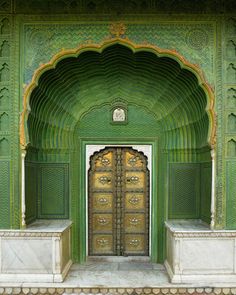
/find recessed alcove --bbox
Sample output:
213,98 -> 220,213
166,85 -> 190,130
24,42 -> 212,263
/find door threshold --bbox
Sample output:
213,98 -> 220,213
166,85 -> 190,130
87,256 -> 151,263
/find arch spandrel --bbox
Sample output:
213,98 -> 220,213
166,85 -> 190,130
20,37 -> 216,149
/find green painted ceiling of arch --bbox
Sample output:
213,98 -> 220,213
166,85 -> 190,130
28,44 -> 209,150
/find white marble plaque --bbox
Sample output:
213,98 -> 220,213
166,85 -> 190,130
113,108 -> 125,121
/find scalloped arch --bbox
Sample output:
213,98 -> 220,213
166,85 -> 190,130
20,37 -> 215,149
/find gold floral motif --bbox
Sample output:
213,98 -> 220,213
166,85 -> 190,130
109,22 -> 126,38
98,156 -> 110,166
129,217 -> 140,226
97,238 -> 109,247
128,156 -> 140,166
128,195 -> 140,205
98,197 -> 108,205
98,176 -> 112,185
129,239 -> 140,247
97,217 -> 109,225
126,176 -> 139,184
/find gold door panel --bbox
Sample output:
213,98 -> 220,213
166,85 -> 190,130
92,235 -> 114,254
124,235 -> 146,253
125,171 -> 145,189
92,172 -> 113,189
92,193 -> 113,211
92,214 -> 113,232
94,151 -> 113,168
124,214 -> 145,232
89,147 -> 149,256
125,193 -> 145,210
124,151 -> 144,168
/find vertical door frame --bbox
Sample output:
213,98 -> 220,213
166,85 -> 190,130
76,137 -> 160,263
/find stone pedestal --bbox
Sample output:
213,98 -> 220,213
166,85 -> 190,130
165,220 -> 236,284
0,220 -> 72,283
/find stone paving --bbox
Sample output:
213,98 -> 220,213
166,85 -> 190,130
1,260 -> 236,294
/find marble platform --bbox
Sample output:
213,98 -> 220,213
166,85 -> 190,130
2,219 -> 236,288
1,258 -> 236,291
165,219 -> 236,284
0,220 -> 72,283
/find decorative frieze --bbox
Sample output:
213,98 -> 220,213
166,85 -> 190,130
172,231 -> 236,238
0,287 -> 236,295
13,0 -> 236,14
0,231 -> 62,237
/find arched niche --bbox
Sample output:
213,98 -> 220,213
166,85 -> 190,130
22,39 -> 215,263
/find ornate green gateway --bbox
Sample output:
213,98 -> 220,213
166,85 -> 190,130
0,0 -> 235,266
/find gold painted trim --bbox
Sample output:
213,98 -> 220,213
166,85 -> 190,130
20,37 -> 216,148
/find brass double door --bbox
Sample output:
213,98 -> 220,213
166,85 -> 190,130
88,147 -> 149,256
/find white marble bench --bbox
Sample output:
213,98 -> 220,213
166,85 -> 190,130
0,220 -> 72,283
165,219 -> 236,284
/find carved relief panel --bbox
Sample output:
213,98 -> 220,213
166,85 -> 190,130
225,18 -> 236,159
0,112 -> 8,130
0,18 -> 9,35
0,137 -> 8,156
88,147 -> 149,256
227,63 -> 236,84
227,88 -> 236,108
228,113 -> 236,132
0,40 -> 9,57
226,40 -> 236,58
227,138 -> 236,157
0,17 -> 11,157
227,18 -> 236,35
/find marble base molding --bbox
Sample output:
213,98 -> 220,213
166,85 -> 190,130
0,220 -> 72,283
1,287 -> 236,295
165,220 -> 236,284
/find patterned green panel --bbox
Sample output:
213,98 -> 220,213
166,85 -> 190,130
169,163 -> 200,219
79,105 -> 159,138
0,161 -> 10,228
38,163 -> 69,219
200,162 -> 212,224
226,161 -> 236,229
23,22 -> 214,84
14,0 -> 236,14
0,1 -> 11,12
25,161 -> 37,224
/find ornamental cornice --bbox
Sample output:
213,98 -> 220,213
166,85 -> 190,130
0,231 -> 62,237
171,231 -> 236,238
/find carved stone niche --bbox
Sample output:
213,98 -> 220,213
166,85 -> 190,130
227,88 -> 236,108
0,40 -> 9,57
227,63 -> 236,84
228,113 -> 236,132
0,87 -> 9,107
0,18 -> 9,35
0,137 -> 9,156
227,18 -> 236,35
0,112 -> 9,131
226,40 -> 236,58
0,63 -> 9,82
227,138 -> 236,157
